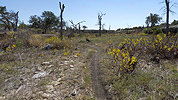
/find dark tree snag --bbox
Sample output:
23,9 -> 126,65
77,21 -> 85,37
59,2 -> 65,40
165,0 -> 169,37
69,20 -> 77,37
69,20 -> 85,37
98,12 -> 106,37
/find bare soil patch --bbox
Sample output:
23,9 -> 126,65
90,45 -> 111,100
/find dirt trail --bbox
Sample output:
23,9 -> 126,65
90,45 -> 111,100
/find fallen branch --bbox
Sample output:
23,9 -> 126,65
18,53 -> 23,63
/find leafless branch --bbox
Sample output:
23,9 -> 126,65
170,10 -> 177,15
160,0 -> 177,15
77,21 -> 86,25
160,6 -> 166,12
159,1 -> 165,5
69,20 -> 78,30
18,53 -> 23,63
170,2 -> 178,9
69,20 -> 74,25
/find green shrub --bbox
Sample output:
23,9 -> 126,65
143,27 -> 163,34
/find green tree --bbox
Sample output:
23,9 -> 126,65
82,25 -> 87,30
18,21 -> 27,29
0,6 -> 11,30
41,11 -> 59,34
0,6 -> 19,31
29,15 -> 42,28
29,11 -> 61,34
171,19 -> 178,25
145,13 -> 162,27
53,18 -> 66,30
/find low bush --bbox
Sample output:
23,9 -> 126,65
45,36 -> 73,49
44,36 -> 77,56
105,34 -> 178,99
143,27 -> 163,34
108,34 -> 178,74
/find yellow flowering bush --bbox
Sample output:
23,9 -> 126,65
108,34 -> 178,74
45,36 -> 60,43
108,40 -> 139,73
44,36 -> 75,56
45,36 -> 74,50
148,34 -> 178,59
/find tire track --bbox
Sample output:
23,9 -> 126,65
90,46 -> 111,100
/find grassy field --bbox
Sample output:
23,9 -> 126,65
0,31 -> 178,99
92,33 -> 178,99
78,33 -> 178,99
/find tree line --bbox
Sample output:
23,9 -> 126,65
29,11 -> 65,34
0,6 -> 66,34
0,0 -> 178,37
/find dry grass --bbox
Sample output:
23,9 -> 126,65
100,34 -> 178,99
0,31 -> 95,99
0,31 -> 177,99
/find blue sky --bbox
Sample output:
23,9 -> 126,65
0,0 -> 178,30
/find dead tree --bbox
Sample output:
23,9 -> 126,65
69,20 -> 85,37
109,25 -> 111,30
161,0 -> 177,37
69,20 -> 78,29
165,0 -> 170,37
59,2 -> 65,40
98,12 -> 106,36
69,20 -> 78,37
77,21 -> 86,36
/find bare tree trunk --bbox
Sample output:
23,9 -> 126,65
44,24 -> 47,34
60,11 -> 63,40
12,23 -> 15,31
98,12 -> 105,37
165,0 -> 169,37
59,2 -> 65,40
78,24 -> 81,37
99,21 -> 101,36
14,11 -> 19,32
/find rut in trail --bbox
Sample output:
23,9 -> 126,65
90,46 -> 111,100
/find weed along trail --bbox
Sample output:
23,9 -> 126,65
90,45 -> 110,100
